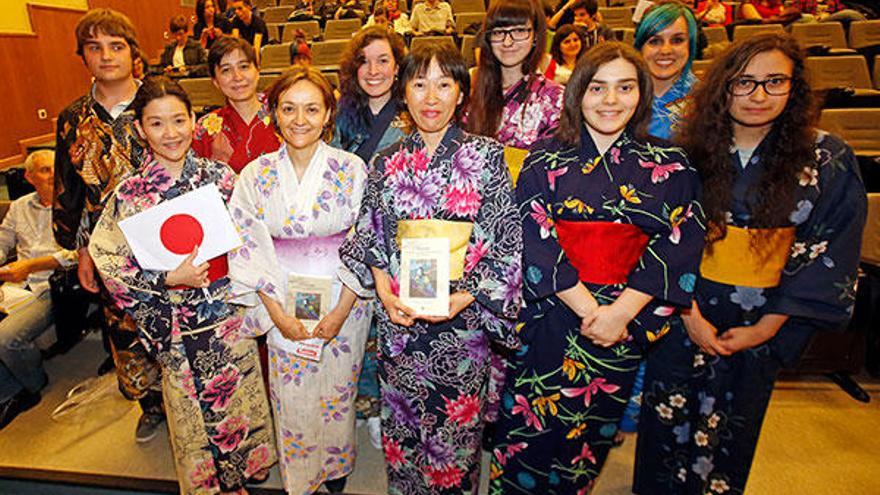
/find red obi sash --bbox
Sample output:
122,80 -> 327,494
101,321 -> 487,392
169,254 -> 228,291
555,220 -> 648,285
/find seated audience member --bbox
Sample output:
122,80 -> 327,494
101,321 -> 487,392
0,150 -> 76,430
333,0 -> 369,20
550,0 -> 614,45
231,0 -> 268,56
795,0 -> 867,23
289,33 -> 313,65
158,15 -> 208,77
288,0 -> 322,22
410,0 -> 455,36
546,23 -> 588,84
194,0 -> 232,49
697,0 -> 732,26
366,1 -> 412,36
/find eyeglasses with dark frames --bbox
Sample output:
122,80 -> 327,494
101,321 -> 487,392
487,27 -> 533,44
727,76 -> 793,96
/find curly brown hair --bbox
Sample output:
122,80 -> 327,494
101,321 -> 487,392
677,33 -> 816,244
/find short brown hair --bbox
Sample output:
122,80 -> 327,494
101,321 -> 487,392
557,42 -> 654,146
169,15 -> 189,33
208,36 -> 258,77
266,65 -> 337,141
75,8 -> 139,58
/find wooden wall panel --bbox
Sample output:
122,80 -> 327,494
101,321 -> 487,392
0,1 -> 193,161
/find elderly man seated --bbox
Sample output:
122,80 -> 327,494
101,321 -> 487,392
0,150 -> 76,430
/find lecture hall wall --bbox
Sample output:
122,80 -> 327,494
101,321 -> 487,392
0,1 -> 194,164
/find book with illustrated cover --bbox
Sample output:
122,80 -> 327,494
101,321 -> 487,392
278,273 -> 334,361
400,237 -> 450,317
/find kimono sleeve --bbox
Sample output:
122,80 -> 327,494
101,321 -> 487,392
516,148 -> 581,303
88,192 -> 172,357
626,162 -> 705,308
53,110 -> 86,251
535,81 -> 564,143
459,140 -> 522,348
226,162 -> 284,337
766,137 -> 867,325
339,151 -> 392,291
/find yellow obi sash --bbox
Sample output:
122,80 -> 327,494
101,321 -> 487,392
397,219 -> 474,280
505,147 -> 528,186
699,225 -> 796,288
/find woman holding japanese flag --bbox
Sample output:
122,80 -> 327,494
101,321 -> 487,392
90,76 -> 275,495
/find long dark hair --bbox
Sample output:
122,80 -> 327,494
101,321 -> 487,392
678,33 -> 816,243
467,0 -> 546,138
336,27 -> 407,149
557,42 -> 654,146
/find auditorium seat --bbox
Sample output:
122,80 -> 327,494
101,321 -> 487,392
791,22 -> 854,53
732,23 -> 784,42
178,78 -> 226,111
261,6 -> 295,24
848,20 -> 880,50
311,40 -> 349,71
281,20 -> 321,42
324,18 -> 362,40
598,7 -> 634,29
451,0 -> 486,14
819,108 -> 880,156
260,42 -> 293,73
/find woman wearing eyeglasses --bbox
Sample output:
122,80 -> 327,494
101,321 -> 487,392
468,0 -> 563,151
634,34 -> 866,495
467,0 -> 563,432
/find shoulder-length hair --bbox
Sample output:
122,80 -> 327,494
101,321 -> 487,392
557,42 -> 654,146
678,33 -> 816,242
400,43 -> 470,123
468,0 -> 547,138
266,65 -> 337,141
634,1 -> 698,75
75,8 -> 140,58
336,26 -> 407,149
550,24 -> 587,66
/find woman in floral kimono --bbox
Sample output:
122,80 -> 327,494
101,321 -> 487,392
634,34 -> 867,495
467,0 -> 564,429
226,66 -> 370,495
634,2 -> 699,140
90,77 -> 276,495
192,36 -> 280,173
332,26 -> 412,448
468,0 -> 564,151
339,44 -> 522,494
489,43 -> 705,495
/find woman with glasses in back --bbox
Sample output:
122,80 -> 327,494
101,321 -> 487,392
634,34 -> 867,495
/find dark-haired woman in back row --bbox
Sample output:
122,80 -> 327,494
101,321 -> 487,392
340,44 -> 522,494
90,76 -> 276,495
635,34 -> 867,495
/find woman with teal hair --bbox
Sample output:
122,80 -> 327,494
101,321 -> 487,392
634,1 -> 699,140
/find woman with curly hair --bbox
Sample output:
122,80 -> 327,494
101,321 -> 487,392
544,24 -> 587,85
634,34 -> 867,495
331,25 -> 411,451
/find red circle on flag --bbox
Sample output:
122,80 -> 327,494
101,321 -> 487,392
160,214 -> 204,255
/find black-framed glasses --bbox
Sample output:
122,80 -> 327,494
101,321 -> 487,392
487,27 -> 533,44
727,77 -> 793,96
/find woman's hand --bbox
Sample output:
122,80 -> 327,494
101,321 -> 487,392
372,267 -> 417,327
313,287 -> 358,341
166,247 -> 210,288
581,304 -> 629,347
682,301 -> 729,356
717,313 -> 788,354
275,313 -> 313,341
418,291 -> 475,323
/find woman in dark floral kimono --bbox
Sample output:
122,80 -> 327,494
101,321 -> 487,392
90,77 -> 275,495
489,42 -> 705,495
634,34 -> 867,495
340,44 -> 522,494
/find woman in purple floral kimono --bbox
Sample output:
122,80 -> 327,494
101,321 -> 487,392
340,44 -> 522,494
468,0 -> 564,151
90,77 -> 275,495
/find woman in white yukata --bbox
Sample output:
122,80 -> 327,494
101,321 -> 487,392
226,66 -> 371,495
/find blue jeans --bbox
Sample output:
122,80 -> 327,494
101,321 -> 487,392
0,290 -> 51,402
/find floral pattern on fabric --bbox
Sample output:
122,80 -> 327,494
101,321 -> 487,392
496,74 -> 564,149
192,93 -> 280,173
89,152 -> 276,494
490,129 -> 705,495
339,125 -> 522,494
635,132 -> 867,495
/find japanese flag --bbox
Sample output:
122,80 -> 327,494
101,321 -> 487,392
118,184 -> 241,271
